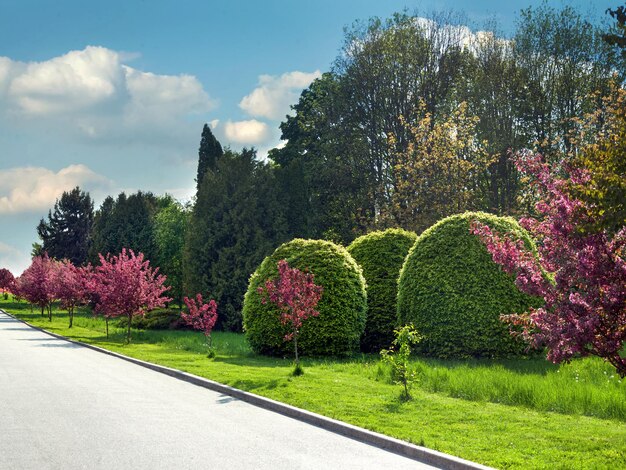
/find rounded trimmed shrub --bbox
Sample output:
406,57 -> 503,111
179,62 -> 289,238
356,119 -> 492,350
243,238 -> 367,357
347,228 -> 417,352
397,212 -> 541,358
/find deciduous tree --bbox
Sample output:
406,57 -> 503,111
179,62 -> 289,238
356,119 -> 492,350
181,294 -> 218,356
54,260 -> 90,328
91,249 -> 170,342
17,254 -> 59,320
258,259 -> 323,373
0,268 -> 15,294
472,152 -> 626,377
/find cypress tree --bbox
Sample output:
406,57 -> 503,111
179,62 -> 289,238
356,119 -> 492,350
196,124 -> 223,190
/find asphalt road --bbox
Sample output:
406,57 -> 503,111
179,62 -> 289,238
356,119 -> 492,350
0,312 -> 438,469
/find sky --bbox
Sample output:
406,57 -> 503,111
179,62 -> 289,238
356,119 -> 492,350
0,0 -> 615,275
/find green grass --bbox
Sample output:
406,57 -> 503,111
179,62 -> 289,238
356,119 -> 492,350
3,299 -> 626,469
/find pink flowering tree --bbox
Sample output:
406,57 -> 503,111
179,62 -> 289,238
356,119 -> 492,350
17,254 -> 59,320
91,249 -> 171,343
0,268 -> 15,299
181,294 -> 218,357
471,151 -> 626,377
258,259 -> 323,372
54,260 -> 91,328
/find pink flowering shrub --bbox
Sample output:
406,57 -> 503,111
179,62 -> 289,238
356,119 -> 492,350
54,260 -> 91,328
16,254 -> 59,320
181,294 -> 218,355
472,151 -> 626,377
258,259 -> 323,370
0,268 -> 15,295
90,248 -> 170,343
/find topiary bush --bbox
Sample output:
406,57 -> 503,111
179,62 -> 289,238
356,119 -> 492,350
243,238 -> 367,357
397,212 -> 542,358
347,228 -> 417,352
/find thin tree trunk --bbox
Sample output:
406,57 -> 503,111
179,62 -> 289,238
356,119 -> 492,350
294,333 -> 299,366
126,313 -> 132,343
48,304 -> 52,321
106,317 -> 109,339
69,307 -> 73,328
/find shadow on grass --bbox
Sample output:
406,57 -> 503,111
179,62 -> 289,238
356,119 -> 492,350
213,355 -> 287,369
229,378 -> 281,392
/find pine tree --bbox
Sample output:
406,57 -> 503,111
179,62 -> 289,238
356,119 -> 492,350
89,191 -> 160,263
36,187 -> 94,265
196,124 -> 223,190
184,148 -> 288,331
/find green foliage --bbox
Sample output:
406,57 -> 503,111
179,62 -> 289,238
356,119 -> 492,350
397,212 -> 541,358
37,186 -> 94,265
574,84 -> 626,234
116,309 -> 184,330
154,200 -> 189,307
243,239 -> 367,356
89,191 -> 161,264
380,324 -> 422,399
184,148 -> 289,331
347,228 -> 417,352
603,6 -> 626,61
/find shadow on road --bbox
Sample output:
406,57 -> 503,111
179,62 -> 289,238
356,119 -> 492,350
16,337 -> 81,348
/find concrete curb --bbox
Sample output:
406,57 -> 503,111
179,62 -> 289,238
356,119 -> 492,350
1,309 -> 493,470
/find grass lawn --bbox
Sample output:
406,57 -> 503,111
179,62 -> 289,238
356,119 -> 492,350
2,298 -> 625,469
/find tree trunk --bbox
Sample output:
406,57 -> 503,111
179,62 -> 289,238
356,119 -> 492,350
69,307 -> 73,328
106,318 -> 109,339
48,304 -> 52,321
294,333 -> 299,366
126,314 -> 132,343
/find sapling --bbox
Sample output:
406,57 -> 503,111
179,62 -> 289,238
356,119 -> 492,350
258,259 -> 323,376
181,294 -> 218,358
380,324 -> 422,400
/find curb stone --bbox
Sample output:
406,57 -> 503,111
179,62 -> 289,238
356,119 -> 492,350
1,309 -> 493,470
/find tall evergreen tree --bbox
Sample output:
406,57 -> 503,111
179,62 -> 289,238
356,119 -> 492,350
89,191 -> 160,263
154,199 -> 189,307
36,187 -> 94,265
196,124 -> 224,190
185,148 -> 289,331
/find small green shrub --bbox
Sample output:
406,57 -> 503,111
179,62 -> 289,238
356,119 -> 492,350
243,238 -> 367,356
381,324 -> 422,400
397,212 -> 542,358
347,228 -> 417,352
117,309 -> 183,330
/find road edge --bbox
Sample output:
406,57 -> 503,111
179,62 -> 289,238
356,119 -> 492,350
1,309 -> 493,470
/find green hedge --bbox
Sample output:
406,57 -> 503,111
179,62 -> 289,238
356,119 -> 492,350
116,309 -> 185,330
397,212 -> 541,358
243,238 -> 367,356
347,228 -> 417,352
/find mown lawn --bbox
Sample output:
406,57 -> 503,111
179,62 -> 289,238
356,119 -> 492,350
2,299 -> 625,469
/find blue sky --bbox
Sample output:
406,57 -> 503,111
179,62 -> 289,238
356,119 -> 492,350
0,0 -> 615,274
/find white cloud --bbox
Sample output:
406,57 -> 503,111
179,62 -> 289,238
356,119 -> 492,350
0,46 -> 215,144
7,46 -> 123,116
223,119 -> 270,144
0,241 -> 30,277
239,70 -> 321,120
0,164 -> 112,214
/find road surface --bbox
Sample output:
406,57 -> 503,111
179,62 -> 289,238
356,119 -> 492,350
0,311 -> 439,469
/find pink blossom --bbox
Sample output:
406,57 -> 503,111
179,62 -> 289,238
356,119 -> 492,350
471,151 -> 626,377
258,259 -> 323,364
